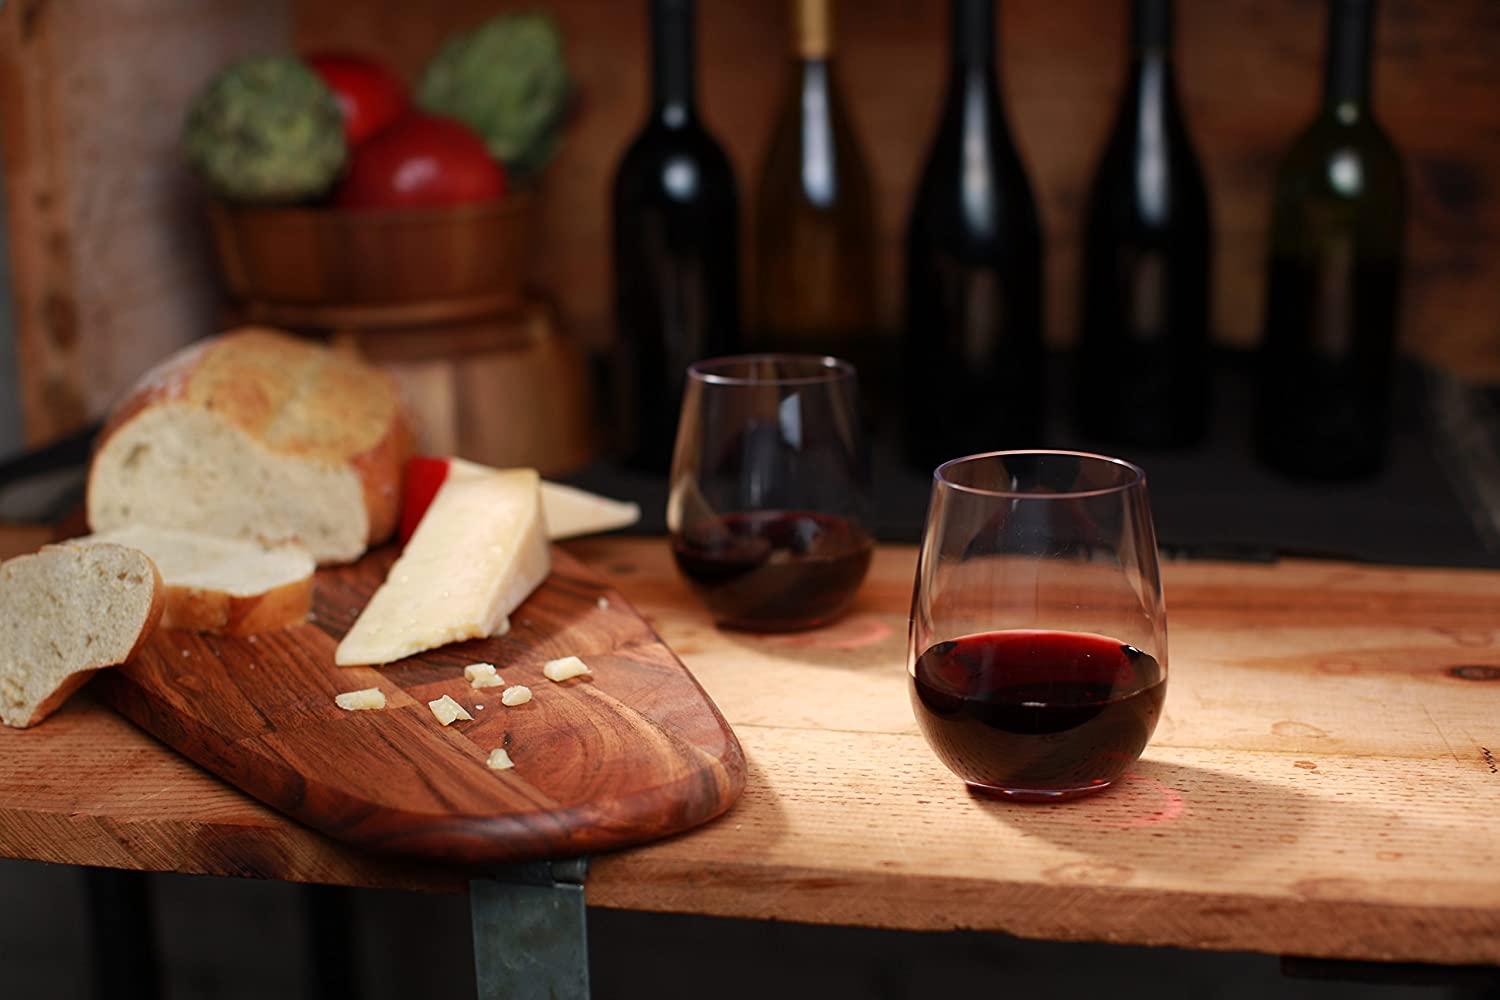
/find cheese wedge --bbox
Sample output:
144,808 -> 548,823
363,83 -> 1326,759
335,468 -> 550,666
539,481 -> 640,540
445,460 -> 639,540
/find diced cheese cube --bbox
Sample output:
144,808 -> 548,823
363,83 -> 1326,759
543,656 -> 591,683
501,685 -> 532,707
486,748 -> 514,771
335,688 -> 386,711
464,662 -> 503,688
428,694 -> 473,726
336,469 -> 549,666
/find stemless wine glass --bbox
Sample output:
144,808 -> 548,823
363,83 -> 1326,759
908,451 -> 1167,801
668,354 -> 873,631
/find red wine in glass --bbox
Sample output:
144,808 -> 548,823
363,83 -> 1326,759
672,510 -> 873,631
910,629 -> 1167,800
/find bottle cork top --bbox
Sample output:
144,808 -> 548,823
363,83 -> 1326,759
794,0 -> 832,59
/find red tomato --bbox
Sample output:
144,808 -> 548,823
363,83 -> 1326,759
307,53 -> 408,146
399,455 -> 453,546
334,114 -> 506,210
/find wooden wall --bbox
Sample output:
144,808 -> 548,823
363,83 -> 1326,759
0,0 -> 290,445
298,0 -> 1500,376
1,0 -> 1498,442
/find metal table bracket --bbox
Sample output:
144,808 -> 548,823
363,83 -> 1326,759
470,858 -> 590,1000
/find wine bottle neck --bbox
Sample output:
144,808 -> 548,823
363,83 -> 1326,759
651,0 -> 697,121
950,0 -> 995,70
1323,0 -> 1375,111
793,0 -> 833,59
1132,0 -> 1172,53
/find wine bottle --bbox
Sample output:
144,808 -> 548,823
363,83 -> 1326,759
1077,0 -> 1212,449
753,0 -> 879,384
1255,0 -> 1405,481
613,0 -> 741,474
904,0 -> 1043,471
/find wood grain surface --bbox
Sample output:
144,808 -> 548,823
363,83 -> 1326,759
572,539 -> 1500,966
1,536 -> 1498,965
0,693 -> 466,891
94,545 -> 745,864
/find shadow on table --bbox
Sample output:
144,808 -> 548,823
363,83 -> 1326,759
970,758 -> 1320,878
711,609 -> 910,672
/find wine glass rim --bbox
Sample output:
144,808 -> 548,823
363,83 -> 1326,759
933,449 -> 1148,499
687,353 -> 856,386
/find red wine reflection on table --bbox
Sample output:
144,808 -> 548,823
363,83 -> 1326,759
671,510 -> 873,631
911,629 -> 1166,801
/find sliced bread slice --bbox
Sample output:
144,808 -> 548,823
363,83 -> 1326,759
0,542 -> 163,728
84,526 -> 314,636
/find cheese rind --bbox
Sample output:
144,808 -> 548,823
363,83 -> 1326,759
542,656 -> 591,683
335,688 -> 386,711
335,468 -> 550,666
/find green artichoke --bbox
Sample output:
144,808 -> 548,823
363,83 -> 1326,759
183,55 -> 347,204
416,12 -> 572,180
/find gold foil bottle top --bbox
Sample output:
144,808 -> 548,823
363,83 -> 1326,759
793,0 -> 832,59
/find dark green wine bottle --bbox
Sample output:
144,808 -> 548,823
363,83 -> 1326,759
1255,0 -> 1405,481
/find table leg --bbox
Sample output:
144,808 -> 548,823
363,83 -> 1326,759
83,867 -> 161,1000
470,858 -> 590,1000
304,883 -> 358,1000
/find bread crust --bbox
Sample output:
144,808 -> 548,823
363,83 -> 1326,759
88,327 -> 413,553
160,573 -> 312,636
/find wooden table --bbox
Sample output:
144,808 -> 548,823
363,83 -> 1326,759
1,536 -> 1498,968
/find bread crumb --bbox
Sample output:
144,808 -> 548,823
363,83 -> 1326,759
543,656 -> 591,683
475,704 -> 484,710
428,694 -> 473,725
486,748 -> 514,771
464,662 -> 503,688
501,685 -> 532,707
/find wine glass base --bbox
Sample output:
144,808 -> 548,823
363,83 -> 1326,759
965,780 -> 1115,803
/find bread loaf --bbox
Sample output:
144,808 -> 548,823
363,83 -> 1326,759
83,526 -> 314,635
0,543 -> 163,728
87,328 -> 414,564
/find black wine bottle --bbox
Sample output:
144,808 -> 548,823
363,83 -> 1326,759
1078,0 -> 1212,449
904,0 -> 1043,472
1255,0 -> 1405,481
753,0 -> 879,381
613,0 -> 741,474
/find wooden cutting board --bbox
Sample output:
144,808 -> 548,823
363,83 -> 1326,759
95,546 -> 745,864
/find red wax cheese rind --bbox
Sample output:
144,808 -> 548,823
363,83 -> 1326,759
399,455 -> 451,546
